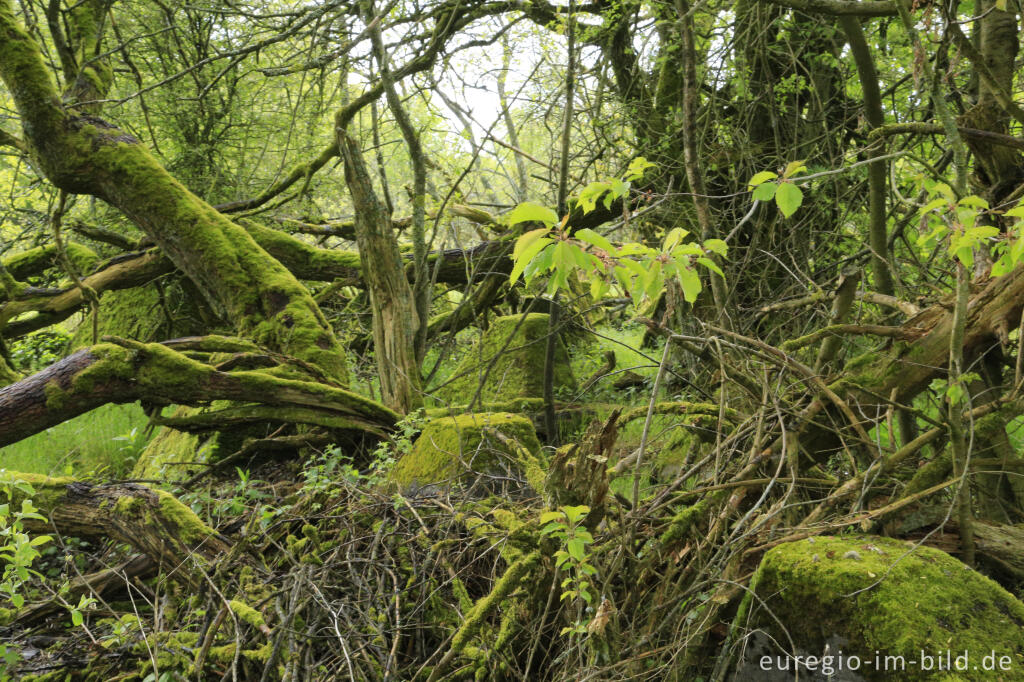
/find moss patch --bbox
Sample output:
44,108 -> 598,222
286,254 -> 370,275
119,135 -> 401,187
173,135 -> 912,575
751,535 -> 1024,680
69,281 -> 202,350
391,412 -> 545,492
433,314 -> 576,404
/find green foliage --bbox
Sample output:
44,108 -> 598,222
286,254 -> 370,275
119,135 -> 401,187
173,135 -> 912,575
747,160 -> 807,217
913,180 -> 1024,277
509,160 -> 728,307
916,182 -> 1002,270
0,471 -> 51,678
540,504 -> 598,637
9,328 -> 70,373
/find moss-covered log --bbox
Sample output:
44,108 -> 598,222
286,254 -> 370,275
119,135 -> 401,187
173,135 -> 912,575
0,339 -> 397,448
4,474 -> 229,586
3,242 -> 98,282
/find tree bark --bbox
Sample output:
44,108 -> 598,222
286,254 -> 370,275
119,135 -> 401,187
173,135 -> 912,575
337,129 -> 422,413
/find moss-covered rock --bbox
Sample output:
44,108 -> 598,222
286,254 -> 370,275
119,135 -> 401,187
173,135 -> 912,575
742,535 -> 1024,680
433,314 -> 575,404
391,412 -> 545,493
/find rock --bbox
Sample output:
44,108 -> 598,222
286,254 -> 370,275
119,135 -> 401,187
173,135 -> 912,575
391,412 -> 545,494
737,535 -> 1024,681
433,314 -> 575,405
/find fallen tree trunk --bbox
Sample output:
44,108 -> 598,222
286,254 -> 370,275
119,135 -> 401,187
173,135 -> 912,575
7,474 -> 229,586
0,338 -> 398,448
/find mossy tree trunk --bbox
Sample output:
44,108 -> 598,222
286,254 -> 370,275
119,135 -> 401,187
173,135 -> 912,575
0,0 -> 349,383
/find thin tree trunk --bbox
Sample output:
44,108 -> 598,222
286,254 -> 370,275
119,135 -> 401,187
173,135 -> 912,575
337,129 -> 422,413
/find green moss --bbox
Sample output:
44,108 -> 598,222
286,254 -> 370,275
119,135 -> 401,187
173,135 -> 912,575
19,672 -> 70,682
4,243 -> 98,281
131,415 -> 205,480
446,550 -> 540,665
229,599 -> 266,629
433,314 -> 576,403
752,535 -> 1024,680
391,412 -> 546,492
113,495 -> 141,515
69,284 -> 196,350
156,489 -> 216,544
75,132 -> 350,383
68,343 -> 134,395
904,450 -> 953,497
0,472 -> 74,513
43,379 -> 68,410
659,491 -> 727,548
424,397 -> 546,418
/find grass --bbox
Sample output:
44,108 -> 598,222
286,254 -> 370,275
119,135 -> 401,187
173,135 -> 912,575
0,403 -> 151,478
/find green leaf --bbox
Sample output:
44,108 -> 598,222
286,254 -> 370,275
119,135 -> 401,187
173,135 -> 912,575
1005,205 -> 1024,219
958,194 -> 989,210
509,238 -> 552,284
782,159 -> 807,179
678,267 -> 702,303
577,181 -> 612,214
662,227 -> 689,252
747,170 -> 778,189
563,505 -> 590,523
567,538 -> 587,561
703,238 -> 728,257
71,609 -> 83,627
775,182 -> 803,218
954,246 -> 974,269
608,178 -> 630,204
919,197 -> 947,215
697,257 -> 724,277
552,240 -> 573,271
513,227 -> 552,261
625,157 -> 655,181
575,228 -> 615,253
752,182 -> 777,202
505,201 -> 559,227
526,241 -> 555,276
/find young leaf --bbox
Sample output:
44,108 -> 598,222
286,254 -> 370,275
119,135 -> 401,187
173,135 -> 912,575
662,227 -> 689,252
513,227 -> 551,261
775,182 -> 804,217
678,267 -> 702,303
782,159 -> 807,179
577,181 -> 612,214
703,238 -> 728,257
747,170 -> 778,189
509,238 -> 552,284
752,182 -> 777,202
626,157 -> 655,181
505,201 -> 559,227
575,228 -> 615,253
697,257 -> 724,277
